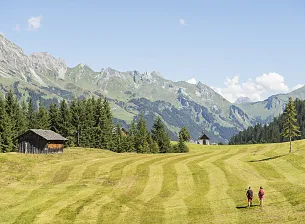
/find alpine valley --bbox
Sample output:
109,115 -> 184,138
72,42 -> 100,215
1,33 -> 305,143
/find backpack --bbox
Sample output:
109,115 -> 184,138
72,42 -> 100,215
247,190 -> 253,198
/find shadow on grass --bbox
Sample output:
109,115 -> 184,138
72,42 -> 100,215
236,205 -> 260,209
248,154 -> 286,162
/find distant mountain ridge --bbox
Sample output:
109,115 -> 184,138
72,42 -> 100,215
235,97 -> 252,104
1,33 -> 305,143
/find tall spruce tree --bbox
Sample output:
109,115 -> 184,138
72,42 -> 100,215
58,99 -> 73,146
27,98 -> 36,129
5,90 -> 25,148
135,114 -> 149,153
17,101 -> 28,135
113,123 -> 123,152
179,127 -> 190,142
101,99 -> 113,149
0,96 -> 14,152
36,105 -> 50,129
281,97 -> 300,153
126,119 -> 136,152
49,103 -> 60,133
151,116 -> 172,153
177,128 -> 189,153
70,99 -> 83,146
80,98 -> 95,147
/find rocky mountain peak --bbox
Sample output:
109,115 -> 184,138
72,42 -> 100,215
235,97 -> 252,104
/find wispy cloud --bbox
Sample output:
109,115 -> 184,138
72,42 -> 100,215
13,24 -> 21,32
180,18 -> 188,26
28,16 -> 43,30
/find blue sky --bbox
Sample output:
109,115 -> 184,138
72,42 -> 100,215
1,0 -> 305,102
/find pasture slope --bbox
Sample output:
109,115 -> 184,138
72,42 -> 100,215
1,141 -> 305,224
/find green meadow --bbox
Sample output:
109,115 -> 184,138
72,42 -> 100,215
1,141 -> 305,224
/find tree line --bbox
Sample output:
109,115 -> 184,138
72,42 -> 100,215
229,97 -> 304,146
0,90 -> 190,153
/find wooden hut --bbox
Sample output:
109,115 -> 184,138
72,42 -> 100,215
198,132 -> 210,145
17,129 -> 67,154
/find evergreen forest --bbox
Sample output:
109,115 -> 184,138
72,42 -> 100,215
229,98 -> 305,145
0,90 -> 189,153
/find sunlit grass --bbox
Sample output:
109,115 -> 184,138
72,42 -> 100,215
0,140 -> 305,223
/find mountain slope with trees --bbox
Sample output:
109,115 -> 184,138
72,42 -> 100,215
229,98 -> 305,145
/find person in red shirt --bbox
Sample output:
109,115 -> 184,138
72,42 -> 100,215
246,186 -> 253,207
258,186 -> 265,207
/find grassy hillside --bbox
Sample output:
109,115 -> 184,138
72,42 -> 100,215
1,141 -> 305,223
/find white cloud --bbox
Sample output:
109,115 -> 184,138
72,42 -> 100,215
186,78 -> 197,84
213,73 -> 300,103
28,16 -> 43,30
13,24 -> 21,32
180,18 -> 188,26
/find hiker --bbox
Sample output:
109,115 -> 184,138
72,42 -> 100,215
246,186 -> 253,207
258,186 -> 264,207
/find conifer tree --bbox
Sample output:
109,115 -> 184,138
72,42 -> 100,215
179,127 -> 190,142
126,119 -> 136,152
113,123 -> 123,152
80,98 -> 95,147
147,132 -> 159,153
177,129 -> 189,153
49,103 -> 60,133
100,99 -> 113,149
70,99 -> 83,146
5,90 -> 26,148
36,104 -> 49,129
0,97 -> 14,152
27,98 -> 36,129
58,99 -> 73,146
17,101 -> 28,135
151,116 -> 172,153
135,114 -> 149,153
282,97 -> 300,153
93,98 -> 104,148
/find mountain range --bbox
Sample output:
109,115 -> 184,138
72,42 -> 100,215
1,33 -> 305,143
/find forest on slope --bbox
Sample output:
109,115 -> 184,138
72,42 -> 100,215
229,98 -> 305,145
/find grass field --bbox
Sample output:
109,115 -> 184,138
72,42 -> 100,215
1,141 -> 305,224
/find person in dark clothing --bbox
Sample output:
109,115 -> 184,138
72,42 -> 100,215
246,186 -> 253,207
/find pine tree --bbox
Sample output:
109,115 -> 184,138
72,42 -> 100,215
17,101 -> 28,135
179,127 -> 190,142
113,123 -> 123,152
147,132 -> 159,153
27,98 -> 36,129
5,90 -> 20,148
93,98 -> 104,148
100,99 -> 113,149
126,119 -> 136,152
70,99 -> 83,146
151,116 -> 172,153
58,99 -> 73,146
36,104 -> 49,129
135,114 -> 149,153
0,96 -> 14,152
177,129 -> 189,153
49,103 -> 60,133
281,97 -> 300,153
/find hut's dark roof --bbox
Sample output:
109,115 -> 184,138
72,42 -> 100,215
199,133 -> 210,140
20,129 -> 67,141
